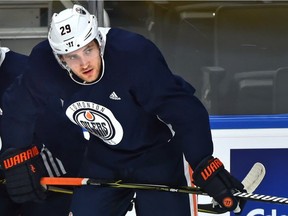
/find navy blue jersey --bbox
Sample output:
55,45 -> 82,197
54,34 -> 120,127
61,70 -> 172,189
1,28 -> 213,170
0,51 -> 27,106
0,50 -> 27,146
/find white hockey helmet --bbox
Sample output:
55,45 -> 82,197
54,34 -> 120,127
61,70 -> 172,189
48,4 -> 100,54
48,4 -> 105,85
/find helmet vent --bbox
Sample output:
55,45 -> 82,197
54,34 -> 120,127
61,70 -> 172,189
84,28 -> 92,40
63,37 -> 74,42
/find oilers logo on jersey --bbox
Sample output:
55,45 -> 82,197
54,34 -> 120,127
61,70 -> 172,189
66,101 -> 123,145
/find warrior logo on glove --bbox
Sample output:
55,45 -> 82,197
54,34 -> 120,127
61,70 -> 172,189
201,158 -> 223,180
222,197 -> 234,208
2,146 -> 39,169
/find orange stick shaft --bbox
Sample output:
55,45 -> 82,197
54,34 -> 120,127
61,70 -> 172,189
41,177 -> 86,186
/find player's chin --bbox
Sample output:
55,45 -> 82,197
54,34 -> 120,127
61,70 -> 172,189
83,77 -> 97,83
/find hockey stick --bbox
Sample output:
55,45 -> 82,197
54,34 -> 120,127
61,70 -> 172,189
0,162 -> 266,214
198,162 -> 266,214
40,163 -> 286,206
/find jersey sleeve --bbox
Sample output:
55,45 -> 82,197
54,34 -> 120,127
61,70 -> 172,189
1,41 -> 57,150
129,39 -> 213,168
1,75 -> 39,150
0,51 -> 28,103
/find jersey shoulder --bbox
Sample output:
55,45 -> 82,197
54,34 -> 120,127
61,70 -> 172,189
30,39 -> 54,60
106,28 -> 159,55
29,39 -> 62,74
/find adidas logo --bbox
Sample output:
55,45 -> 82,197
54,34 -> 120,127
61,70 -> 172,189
109,91 -> 121,100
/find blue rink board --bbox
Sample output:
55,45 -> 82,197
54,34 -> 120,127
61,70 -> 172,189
210,115 -> 288,216
210,114 -> 288,129
231,149 -> 288,216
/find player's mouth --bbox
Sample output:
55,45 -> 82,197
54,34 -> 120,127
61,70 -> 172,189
82,68 -> 94,75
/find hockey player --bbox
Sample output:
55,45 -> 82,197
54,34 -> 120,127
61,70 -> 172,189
0,4 -> 246,215
0,47 -> 87,215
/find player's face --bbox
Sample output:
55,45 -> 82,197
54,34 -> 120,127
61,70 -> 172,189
62,40 -> 102,83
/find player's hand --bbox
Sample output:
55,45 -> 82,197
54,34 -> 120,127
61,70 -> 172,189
0,145 -> 48,203
192,156 -> 246,213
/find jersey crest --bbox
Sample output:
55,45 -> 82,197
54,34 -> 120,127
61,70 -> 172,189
66,101 -> 123,145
